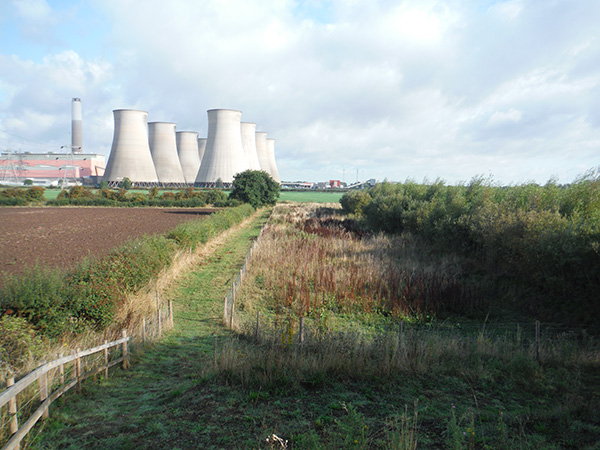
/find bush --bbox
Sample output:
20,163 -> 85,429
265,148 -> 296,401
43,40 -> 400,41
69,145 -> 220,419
340,190 -> 371,215
0,316 -> 43,372
229,170 -> 280,208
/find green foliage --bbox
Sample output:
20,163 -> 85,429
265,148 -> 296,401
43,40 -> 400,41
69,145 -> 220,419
119,177 -> 133,190
23,179 -> 33,186
229,170 -> 280,208
354,173 -> 600,322
340,190 -> 371,215
206,189 -> 227,205
0,316 -> 43,372
0,187 -> 45,205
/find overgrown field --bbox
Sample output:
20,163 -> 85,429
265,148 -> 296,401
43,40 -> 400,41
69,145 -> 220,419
341,173 -> 600,324
221,204 -> 599,449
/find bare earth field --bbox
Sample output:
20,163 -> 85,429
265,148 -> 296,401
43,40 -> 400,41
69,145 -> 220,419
0,207 -> 215,278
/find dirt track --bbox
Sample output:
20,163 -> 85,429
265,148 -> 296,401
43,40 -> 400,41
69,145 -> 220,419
0,207 -> 215,278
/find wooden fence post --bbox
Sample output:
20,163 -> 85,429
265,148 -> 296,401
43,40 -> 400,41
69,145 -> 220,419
103,340 -> 109,379
223,296 -> 228,324
142,318 -> 147,346
38,360 -> 49,419
122,329 -> 129,370
229,300 -> 234,330
535,320 -> 541,362
76,349 -> 81,392
58,352 -> 65,385
7,376 -> 19,436
299,317 -> 305,345
168,299 -> 174,329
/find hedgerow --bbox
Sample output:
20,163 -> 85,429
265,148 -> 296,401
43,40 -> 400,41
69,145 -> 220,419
0,204 -> 255,336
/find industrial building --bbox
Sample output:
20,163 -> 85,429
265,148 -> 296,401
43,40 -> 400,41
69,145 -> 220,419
0,151 -> 105,186
148,122 -> 186,185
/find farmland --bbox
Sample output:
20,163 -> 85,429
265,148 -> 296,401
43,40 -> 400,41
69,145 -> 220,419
0,207 -> 215,278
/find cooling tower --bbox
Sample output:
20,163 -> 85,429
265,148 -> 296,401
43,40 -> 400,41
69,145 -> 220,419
255,131 -> 270,173
241,122 -> 261,170
148,122 -> 186,184
195,109 -> 248,184
71,98 -> 82,154
266,138 -> 281,183
177,131 -> 201,184
103,109 -> 158,184
197,137 -> 207,165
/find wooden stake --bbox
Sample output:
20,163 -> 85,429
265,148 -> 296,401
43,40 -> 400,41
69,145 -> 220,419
7,376 -> 18,435
39,360 -> 48,419
142,318 -> 147,346
122,329 -> 129,370
168,299 -> 174,329
58,352 -> 65,385
104,340 -> 109,379
157,293 -> 162,338
76,349 -> 81,392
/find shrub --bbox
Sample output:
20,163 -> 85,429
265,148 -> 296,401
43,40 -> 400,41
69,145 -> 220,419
0,316 -> 43,372
340,190 -> 371,215
229,170 -> 280,208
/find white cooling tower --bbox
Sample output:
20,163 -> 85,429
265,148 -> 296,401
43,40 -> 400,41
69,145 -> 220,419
177,131 -> 201,184
103,109 -> 158,184
255,131 -> 270,173
148,122 -> 186,184
266,138 -> 281,183
195,109 -> 248,184
71,98 -> 82,154
197,137 -> 207,165
240,122 -> 261,171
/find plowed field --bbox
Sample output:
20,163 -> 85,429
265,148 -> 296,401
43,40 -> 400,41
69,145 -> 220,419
0,207 -> 215,278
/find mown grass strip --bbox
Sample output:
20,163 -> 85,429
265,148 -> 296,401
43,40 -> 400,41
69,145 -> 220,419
30,209 -> 271,450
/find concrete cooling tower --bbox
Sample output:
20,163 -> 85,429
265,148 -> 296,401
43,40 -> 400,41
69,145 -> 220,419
197,137 -> 207,165
255,131 -> 270,173
71,98 -> 82,154
266,138 -> 281,183
103,109 -> 158,185
177,131 -> 201,184
148,122 -> 186,185
195,109 -> 248,184
241,122 -> 261,171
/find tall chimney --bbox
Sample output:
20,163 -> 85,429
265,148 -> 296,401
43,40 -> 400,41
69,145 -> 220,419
71,98 -> 83,154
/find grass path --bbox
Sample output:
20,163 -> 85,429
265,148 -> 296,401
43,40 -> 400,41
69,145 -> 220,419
32,209 -> 271,450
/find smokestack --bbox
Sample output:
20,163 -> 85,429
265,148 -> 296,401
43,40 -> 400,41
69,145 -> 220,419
148,122 -> 186,184
266,138 -> 281,183
176,131 -> 201,184
241,122 -> 261,171
255,131 -> 270,173
195,109 -> 248,184
103,109 -> 159,184
71,98 -> 82,154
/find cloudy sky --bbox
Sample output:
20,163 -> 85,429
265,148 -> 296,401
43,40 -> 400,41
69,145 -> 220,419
1,0 -> 599,184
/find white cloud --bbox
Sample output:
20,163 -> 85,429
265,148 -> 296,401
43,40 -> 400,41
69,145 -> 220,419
1,0 -> 600,184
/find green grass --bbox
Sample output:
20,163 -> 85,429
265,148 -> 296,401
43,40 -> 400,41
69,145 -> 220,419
278,190 -> 344,203
29,206 -> 600,450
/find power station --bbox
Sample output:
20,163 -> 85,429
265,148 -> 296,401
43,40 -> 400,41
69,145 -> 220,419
0,99 -> 284,187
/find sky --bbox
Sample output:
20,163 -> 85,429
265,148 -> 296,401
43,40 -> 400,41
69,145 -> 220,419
0,0 -> 599,185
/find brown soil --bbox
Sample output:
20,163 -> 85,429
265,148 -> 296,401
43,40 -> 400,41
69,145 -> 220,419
0,207 -> 215,278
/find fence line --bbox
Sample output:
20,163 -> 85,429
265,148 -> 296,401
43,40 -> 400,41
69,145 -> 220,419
1,294 -> 174,450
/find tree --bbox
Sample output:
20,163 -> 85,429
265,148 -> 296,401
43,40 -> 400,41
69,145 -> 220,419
229,170 -> 280,208
119,177 -> 132,190
23,179 -> 33,186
